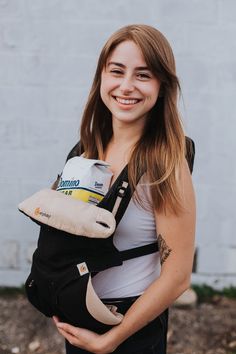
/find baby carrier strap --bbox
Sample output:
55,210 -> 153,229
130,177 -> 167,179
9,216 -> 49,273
120,242 -> 159,261
98,164 -> 131,224
66,140 -> 83,161
98,165 -> 159,263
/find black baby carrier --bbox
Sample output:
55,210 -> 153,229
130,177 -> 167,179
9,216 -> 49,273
18,138 -> 195,334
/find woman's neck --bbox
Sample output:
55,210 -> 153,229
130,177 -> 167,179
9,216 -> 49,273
111,118 -> 144,147
103,120 -> 144,164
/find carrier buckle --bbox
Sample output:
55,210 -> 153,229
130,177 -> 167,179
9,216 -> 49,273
117,181 -> 128,197
112,181 -> 129,216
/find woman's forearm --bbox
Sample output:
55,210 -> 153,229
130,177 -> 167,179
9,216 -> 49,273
104,272 -> 190,349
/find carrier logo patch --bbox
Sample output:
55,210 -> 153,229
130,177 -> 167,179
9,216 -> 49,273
34,207 -> 51,219
77,262 -> 89,276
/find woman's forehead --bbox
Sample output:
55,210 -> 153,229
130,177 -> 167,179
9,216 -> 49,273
106,40 -> 148,68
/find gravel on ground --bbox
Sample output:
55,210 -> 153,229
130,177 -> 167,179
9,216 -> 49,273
0,294 -> 235,354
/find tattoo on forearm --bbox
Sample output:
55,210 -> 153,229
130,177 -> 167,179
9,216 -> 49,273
158,234 -> 172,265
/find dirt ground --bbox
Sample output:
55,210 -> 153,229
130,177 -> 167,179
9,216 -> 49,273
0,294 -> 235,354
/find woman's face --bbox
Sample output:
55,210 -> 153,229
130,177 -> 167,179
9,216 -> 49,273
100,40 -> 161,127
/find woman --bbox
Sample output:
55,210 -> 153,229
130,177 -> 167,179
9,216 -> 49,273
53,24 -> 196,354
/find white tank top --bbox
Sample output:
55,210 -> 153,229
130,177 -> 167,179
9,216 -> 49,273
91,182 -> 161,299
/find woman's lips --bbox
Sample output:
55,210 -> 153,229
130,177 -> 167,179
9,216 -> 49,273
112,96 -> 142,106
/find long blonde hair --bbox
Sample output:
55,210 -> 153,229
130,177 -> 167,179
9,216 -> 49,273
80,24 -> 186,215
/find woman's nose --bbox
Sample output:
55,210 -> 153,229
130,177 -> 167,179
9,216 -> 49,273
119,76 -> 134,93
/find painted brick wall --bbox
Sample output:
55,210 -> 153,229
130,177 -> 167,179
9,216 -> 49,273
0,0 -> 235,288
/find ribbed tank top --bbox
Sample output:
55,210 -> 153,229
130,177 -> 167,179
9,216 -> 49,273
91,182 -> 161,298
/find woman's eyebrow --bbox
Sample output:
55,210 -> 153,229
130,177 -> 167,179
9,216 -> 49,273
107,61 -> 150,71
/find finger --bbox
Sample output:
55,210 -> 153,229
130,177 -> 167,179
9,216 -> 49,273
52,316 -> 60,324
56,322 -> 81,337
57,327 -> 81,347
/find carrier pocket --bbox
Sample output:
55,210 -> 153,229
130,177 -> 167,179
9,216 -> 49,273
25,273 -> 53,317
55,266 -> 122,333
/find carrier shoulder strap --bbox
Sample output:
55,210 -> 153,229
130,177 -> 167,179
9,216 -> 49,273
120,242 -> 159,261
66,140 -> 83,161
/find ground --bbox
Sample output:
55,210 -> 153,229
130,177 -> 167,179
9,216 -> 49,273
0,294 -> 235,354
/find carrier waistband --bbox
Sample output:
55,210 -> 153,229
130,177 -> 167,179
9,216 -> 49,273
101,295 -> 140,304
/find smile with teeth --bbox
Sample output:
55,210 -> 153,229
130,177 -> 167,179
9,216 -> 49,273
114,96 -> 141,105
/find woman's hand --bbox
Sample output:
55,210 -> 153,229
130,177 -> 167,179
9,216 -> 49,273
53,316 -> 117,354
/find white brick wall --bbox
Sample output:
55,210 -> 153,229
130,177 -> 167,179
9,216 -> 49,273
0,0 -> 235,288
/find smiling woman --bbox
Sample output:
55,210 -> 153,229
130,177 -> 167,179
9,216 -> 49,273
45,24 -> 195,354
49,24 -> 196,354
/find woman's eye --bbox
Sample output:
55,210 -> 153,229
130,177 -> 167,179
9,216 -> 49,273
137,73 -> 151,79
110,70 -> 123,75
